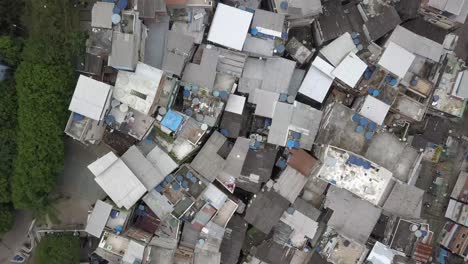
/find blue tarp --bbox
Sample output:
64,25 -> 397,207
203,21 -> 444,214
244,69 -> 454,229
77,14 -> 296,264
161,110 -> 183,132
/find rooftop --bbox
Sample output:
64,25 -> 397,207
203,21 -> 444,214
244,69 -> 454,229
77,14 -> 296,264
319,32 -> 356,67
207,4 -> 253,51
332,52 -> 368,88
244,190 -> 290,234
387,25 -> 444,62
318,146 -> 393,206
451,171 -> 468,203
298,56 -> 335,103
325,185 -> 382,244
190,131 -> 227,182
85,200 -> 113,238
88,152 -> 147,209
358,95 -> 391,125
91,2 -> 114,29
69,75 -> 112,121
378,42 -> 416,79
382,183 -> 424,219
113,64 -> 164,115
268,101 -> 323,150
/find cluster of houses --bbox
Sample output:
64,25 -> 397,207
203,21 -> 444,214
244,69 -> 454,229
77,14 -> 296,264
64,0 -> 468,263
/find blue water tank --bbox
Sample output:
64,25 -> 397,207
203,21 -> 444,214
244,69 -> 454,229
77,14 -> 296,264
351,32 -> 359,39
280,1 -> 289,10
172,182 -> 180,190
213,90 -> 220,97
184,108 -> 193,116
286,207 -> 295,214
220,128 -> 230,137
182,180 -> 189,189
186,171 -> 193,179
433,95 -> 440,102
190,176 -> 198,183
165,175 -> 174,183
155,185 -> 164,193
117,0 -> 128,9
365,131 -> 374,140
353,38 -> 360,45
184,85 -> 192,91
294,141 -> 300,148
372,90 -> 380,97
367,122 -> 377,132
73,113 -> 84,121
192,98 -> 200,105
363,161 -> 371,169
359,118 -> 368,126
281,32 -> 289,39
368,87 -> 375,95
183,90 -> 191,98
105,115 -> 116,125
292,132 -> 301,139
356,125 -> 364,133
250,27 -> 259,36
276,44 -> 286,53
411,79 -> 418,86
277,159 -> 287,169
279,93 -> 288,102
113,6 -> 121,14
220,91 -> 229,100
192,85 -> 199,92
287,140 -> 295,148
176,175 -> 184,182
352,114 -> 361,123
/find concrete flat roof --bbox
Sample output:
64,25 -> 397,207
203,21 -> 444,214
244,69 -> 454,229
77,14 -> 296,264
325,185 -> 382,244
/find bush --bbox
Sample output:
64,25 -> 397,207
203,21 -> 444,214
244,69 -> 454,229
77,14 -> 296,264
35,234 -> 80,264
0,203 -> 14,234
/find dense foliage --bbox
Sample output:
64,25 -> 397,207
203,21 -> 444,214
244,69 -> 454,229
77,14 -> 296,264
0,203 -> 14,234
35,234 -> 80,264
12,0 -> 81,210
0,0 -> 24,35
0,36 -> 22,66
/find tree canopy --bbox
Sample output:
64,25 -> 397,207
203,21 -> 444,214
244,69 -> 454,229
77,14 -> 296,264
34,234 -> 80,264
12,0 -> 82,210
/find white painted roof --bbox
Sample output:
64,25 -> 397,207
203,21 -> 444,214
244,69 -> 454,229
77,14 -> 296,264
378,42 -> 415,79
299,57 -> 335,103
225,94 -> 246,115
85,200 -> 113,238
88,152 -> 147,209
332,52 -> 367,88
91,2 -> 114,29
359,95 -> 391,125
207,3 -> 253,50
320,32 -> 357,66
135,62 -> 164,85
113,69 -> 160,115
69,75 -> 112,120
366,242 -> 395,264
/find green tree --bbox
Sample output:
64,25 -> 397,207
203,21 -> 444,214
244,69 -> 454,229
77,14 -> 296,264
0,203 -> 14,234
0,0 -> 24,35
11,0 -> 82,211
0,80 -> 17,203
35,234 -> 80,264
0,36 -> 22,66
